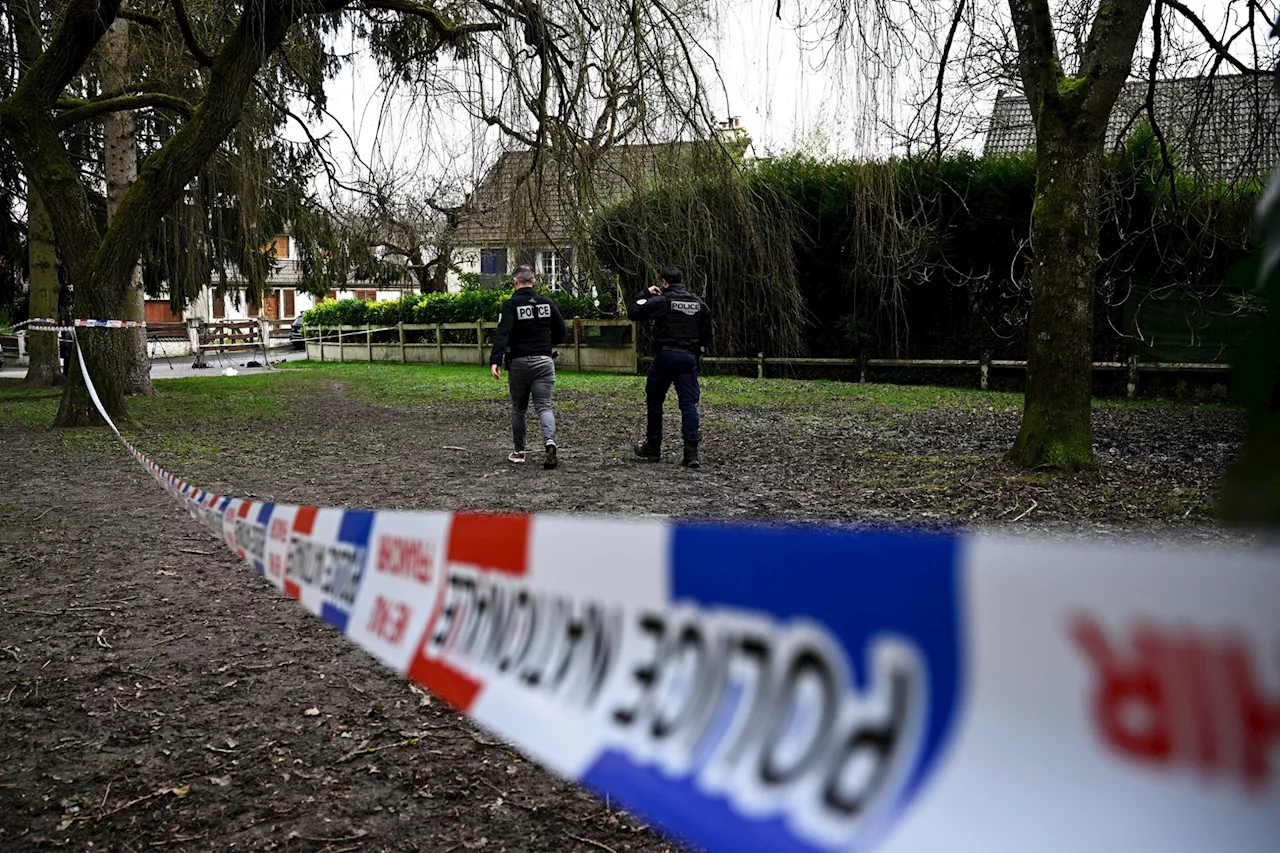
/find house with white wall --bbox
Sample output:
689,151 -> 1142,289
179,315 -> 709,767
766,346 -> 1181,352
447,141 -> 710,293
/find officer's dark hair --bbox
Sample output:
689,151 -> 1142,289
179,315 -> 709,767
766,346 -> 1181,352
659,266 -> 683,286
513,265 -> 536,285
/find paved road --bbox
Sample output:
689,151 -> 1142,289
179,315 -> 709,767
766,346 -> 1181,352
0,346 -> 309,381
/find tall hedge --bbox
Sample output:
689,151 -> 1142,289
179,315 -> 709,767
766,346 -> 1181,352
592,142 -> 1262,361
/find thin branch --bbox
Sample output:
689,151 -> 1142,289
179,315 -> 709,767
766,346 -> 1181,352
169,0 -> 213,67
359,0 -> 503,41
932,0 -> 967,163
118,8 -> 163,28
1142,0 -> 1177,205
1163,0 -> 1271,76
55,92 -> 194,128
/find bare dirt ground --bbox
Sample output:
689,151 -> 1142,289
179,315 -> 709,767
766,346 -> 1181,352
0,373 -> 1261,852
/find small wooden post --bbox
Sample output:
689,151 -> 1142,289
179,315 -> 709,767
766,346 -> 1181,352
338,325 -> 345,361
317,326 -> 324,362
1127,354 -> 1139,399
367,325 -> 373,362
399,322 -> 406,363
980,353 -> 990,391
476,318 -> 485,364
631,322 -> 639,375
436,323 -> 444,365
757,351 -> 764,379
573,318 -> 582,371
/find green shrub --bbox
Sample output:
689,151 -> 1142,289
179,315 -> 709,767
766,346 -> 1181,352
302,288 -> 605,327
547,291 -> 601,319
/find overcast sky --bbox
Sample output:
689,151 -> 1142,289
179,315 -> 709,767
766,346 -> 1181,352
285,0 -> 1276,203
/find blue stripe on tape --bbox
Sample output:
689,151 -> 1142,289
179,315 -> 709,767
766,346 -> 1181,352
253,504 -> 275,575
582,523 -> 964,853
337,509 -> 374,548
321,602 -> 349,633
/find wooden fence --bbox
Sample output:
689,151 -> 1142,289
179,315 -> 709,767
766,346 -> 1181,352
672,353 -> 1230,399
303,319 -> 637,373
302,321 -> 1230,396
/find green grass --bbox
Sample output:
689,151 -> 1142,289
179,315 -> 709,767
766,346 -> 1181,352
0,362 -> 1233,435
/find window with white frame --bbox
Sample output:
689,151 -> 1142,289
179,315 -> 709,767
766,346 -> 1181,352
535,248 -> 572,288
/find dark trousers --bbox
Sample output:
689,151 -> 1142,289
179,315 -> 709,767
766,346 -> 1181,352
646,348 -> 701,445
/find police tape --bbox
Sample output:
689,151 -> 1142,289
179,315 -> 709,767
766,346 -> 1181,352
71,336 -> 1280,853
300,325 -> 398,343
19,318 -> 147,332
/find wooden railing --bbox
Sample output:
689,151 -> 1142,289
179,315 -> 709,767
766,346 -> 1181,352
302,319 -> 637,374
654,353 -> 1230,398
300,320 -> 1231,394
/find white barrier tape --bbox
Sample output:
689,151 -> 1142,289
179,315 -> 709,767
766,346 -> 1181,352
76,336 -> 1280,853
299,325 -> 399,344
21,318 -> 146,332
13,317 -> 58,328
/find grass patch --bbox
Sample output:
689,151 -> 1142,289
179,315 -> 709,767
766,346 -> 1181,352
3,362 -> 1237,437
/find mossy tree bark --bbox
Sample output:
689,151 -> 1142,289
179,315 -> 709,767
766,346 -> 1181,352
102,18 -> 155,397
1005,0 -> 1151,470
22,190 -> 63,386
0,0 -> 323,425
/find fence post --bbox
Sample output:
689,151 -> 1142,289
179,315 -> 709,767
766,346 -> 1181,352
757,351 -> 764,379
476,319 -> 485,364
399,322 -> 406,363
318,326 -> 324,362
367,324 -> 373,362
436,323 -> 444,365
16,331 -> 25,361
980,353 -> 990,391
339,325 -> 345,361
1127,354 -> 1139,399
188,318 -> 204,368
573,318 -> 582,371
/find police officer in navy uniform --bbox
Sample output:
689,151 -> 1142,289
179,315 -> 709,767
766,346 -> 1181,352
490,265 -> 567,469
627,266 -> 714,468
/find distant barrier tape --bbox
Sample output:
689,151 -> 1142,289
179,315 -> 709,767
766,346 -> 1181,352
70,330 -> 1280,853
301,326 -> 399,343
21,318 -> 146,332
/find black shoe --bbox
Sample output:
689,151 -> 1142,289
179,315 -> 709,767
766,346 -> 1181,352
633,440 -> 661,461
681,441 -> 700,469
543,441 -> 558,469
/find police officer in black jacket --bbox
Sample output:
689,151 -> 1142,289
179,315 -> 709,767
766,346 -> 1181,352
627,266 -> 714,468
490,265 -> 567,469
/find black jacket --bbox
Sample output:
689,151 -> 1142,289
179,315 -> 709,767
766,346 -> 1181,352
490,288 -> 567,365
626,284 -> 714,354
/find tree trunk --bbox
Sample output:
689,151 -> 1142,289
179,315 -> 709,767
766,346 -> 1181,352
1004,0 -> 1150,470
1006,101 -> 1102,471
429,246 -> 450,292
0,0 -> 304,426
23,189 -> 63,386
102,18 -> 154,396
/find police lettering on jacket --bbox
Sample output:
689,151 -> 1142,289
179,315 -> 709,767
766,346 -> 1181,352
490,289 -> 567,364
627,284 -> 714,352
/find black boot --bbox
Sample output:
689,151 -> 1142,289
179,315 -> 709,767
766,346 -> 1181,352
633,439 -> 661,461
681,441 -> 700,469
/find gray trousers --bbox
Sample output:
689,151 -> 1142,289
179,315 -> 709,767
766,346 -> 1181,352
507,355 -> 556,449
